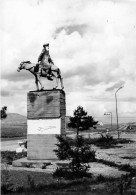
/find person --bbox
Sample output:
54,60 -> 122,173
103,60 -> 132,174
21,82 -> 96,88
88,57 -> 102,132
106,128 -> 110,137
37,43 -> 54,80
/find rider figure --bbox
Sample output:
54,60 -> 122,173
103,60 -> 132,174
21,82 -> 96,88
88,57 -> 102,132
37,43 -> 54,80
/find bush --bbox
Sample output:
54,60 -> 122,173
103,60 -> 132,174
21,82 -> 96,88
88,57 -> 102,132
97,134 -> 113,144
53,167 -> 92,179
54,135 -> 96,177
86,134 -> 114,148
1,151 -> 27,164
1,172 -> 36,193
84,135 -> 133,149
1,164 -> 15,193
54,135 -> 72,160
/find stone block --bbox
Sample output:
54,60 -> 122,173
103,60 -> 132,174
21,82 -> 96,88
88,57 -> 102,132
27,89 -> 66,160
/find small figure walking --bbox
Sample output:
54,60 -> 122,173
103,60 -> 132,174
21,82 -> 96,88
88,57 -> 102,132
106,128 -> 110,138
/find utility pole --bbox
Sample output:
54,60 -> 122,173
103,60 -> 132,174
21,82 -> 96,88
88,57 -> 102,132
115,86 -> 124,139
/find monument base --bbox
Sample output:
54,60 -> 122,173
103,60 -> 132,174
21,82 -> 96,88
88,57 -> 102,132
12,157 -> 70,170
27,90 -> 66,160
27,134 -> 58,160
12,157 -> 52,168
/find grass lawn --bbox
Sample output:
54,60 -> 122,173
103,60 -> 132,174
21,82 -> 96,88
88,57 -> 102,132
1,151 -> 27,164
1,149 -> 136,195
1,126 -> 136,194
1,123 -> 27,138
1,168 -> 136,195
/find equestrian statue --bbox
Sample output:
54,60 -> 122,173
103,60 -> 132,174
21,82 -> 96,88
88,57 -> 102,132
17,43 -> 64,91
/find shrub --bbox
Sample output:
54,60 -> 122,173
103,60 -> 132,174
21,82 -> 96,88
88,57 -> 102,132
1,164 -> 15,193
1,151 -> 27,164
54,135 -> 72,160
54,135 -> 96,178
53,167 -> 92,179
86,134 -> 114,148
97,134 -> 114,144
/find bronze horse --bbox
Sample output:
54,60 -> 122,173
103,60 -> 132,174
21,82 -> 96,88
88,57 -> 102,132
17,61 -> 64,91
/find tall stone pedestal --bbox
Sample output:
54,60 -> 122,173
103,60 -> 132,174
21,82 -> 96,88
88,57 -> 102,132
27,89 -> 66,160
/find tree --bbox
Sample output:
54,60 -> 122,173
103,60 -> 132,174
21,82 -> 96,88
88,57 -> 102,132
68,106 -> 98,135
54,135 -> 96,177
1,106 -> 7,119
54,106 -> 97,178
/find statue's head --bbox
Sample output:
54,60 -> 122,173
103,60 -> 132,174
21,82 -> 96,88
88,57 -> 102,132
43,43 -> 49,51
43,43 -> 49,47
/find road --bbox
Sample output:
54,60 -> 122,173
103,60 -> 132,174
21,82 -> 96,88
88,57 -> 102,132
1,138 -> 26,151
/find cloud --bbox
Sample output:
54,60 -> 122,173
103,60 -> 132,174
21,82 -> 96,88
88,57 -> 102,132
120,97 -> 136,102
1,90 -> 14,97
53,24 -> 88,38
106,80 -> 125,91
2,71 -> 32,82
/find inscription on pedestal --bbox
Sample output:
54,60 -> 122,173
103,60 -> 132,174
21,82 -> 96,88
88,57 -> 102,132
28,119 -> 61,134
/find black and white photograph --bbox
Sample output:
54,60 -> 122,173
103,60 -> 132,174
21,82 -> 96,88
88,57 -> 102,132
1,0 -> 136,194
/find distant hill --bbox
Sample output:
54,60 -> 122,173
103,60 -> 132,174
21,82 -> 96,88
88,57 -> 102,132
1,113 -> 27,124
